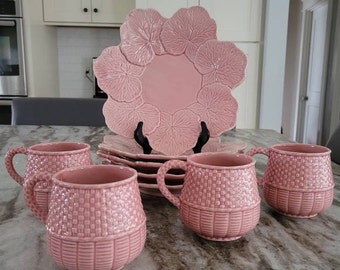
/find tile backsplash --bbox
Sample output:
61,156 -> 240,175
57,27 -> 120,98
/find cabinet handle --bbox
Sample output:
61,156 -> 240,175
93,8 -> 98,13
83,8 -> 88,12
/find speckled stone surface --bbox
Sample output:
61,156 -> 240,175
0,126 -> 339,270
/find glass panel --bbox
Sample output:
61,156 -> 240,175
0,1 -> 16,16
0,20 -> 19,76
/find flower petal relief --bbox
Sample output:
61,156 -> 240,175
189,83 -> 238,137
161,6 -> 217,62
147,110 -> 201,156
120,9 -> 167,66
93,46 -> 144,102
103,96 -> 160,138
194,40 -> 247,88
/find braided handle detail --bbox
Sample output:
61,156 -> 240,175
157,160 -> 187,208
5,146 -> 28,185
23,172 -> 52,223
246,147 -> 270,187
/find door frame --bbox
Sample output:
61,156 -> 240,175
296,0 -> 331,143
322,0 -> 340,144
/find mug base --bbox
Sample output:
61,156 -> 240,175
198,234 -> 242,241
275,210 -> 318,218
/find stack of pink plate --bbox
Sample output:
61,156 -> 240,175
93,6 -> 249,197
97,134 -> 247,197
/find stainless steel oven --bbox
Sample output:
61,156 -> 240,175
0,0 -> 26,98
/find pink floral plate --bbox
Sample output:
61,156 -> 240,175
138,172 -> 184,181
138,181 -> 183,190
97,150 -> 185,177
100,134 -> 188,161
94,6 -> 247,156
98,155 -> 183,197
139,187 -> 182,197
138,176 -> 183,197
98,134 -> 246,162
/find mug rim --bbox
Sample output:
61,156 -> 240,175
188,152 -> 255,170
52,164 -> 138,189
28,142 -> 90,155
271,143 -> 331,156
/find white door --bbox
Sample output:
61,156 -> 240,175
298,2 -> 329,144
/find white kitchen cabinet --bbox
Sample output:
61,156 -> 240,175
136,0 -> 262,42
200,0 -> 263,42
43,0 -> 135,26
136,0 -> 198,17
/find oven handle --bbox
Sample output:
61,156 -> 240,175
0,20 -> 16,27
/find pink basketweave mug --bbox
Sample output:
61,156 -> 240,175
5,142 -> 92,218
157,152 -> 260,241
247,143 -> 335,218
24,164 -> 146,270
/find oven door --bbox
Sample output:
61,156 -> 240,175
0,17 -> 26,97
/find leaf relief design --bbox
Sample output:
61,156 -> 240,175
120,9 -> 167,66
194,40 -> 247,89
94,46 -> 144,102
103,97 -> 160,138
188,83 -> 238,136
147,110 -> 201,156
161,6 -> 217,62
95,7 -> 248,155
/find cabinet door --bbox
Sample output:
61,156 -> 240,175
200,0 -> 263,42
91,0 -> 135,24
43,0 -> 92,23
136,0 -> 198,17
232,43 -> 260,128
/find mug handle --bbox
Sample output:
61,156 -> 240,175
157,159 -> 187,209
23,172 -> 52,224
4,146 -> 28,186
246,147 -> 269,187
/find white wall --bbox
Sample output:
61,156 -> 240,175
259,0 -> 290,133
22,0 -> 59,97
282,0 -> 303,140
57,27 -> 120,98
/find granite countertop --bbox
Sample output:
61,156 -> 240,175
0,126 -> 339,270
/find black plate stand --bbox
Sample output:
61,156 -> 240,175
134,121 -> 210,155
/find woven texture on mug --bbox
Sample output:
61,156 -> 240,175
264,152 -> 334,190
180,202 -> 260,239
47,180 -> 145,238
263,184 -> 334,217
26,151 -> 92,189
180,163 -> 259,209
47,222 -> 146,270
